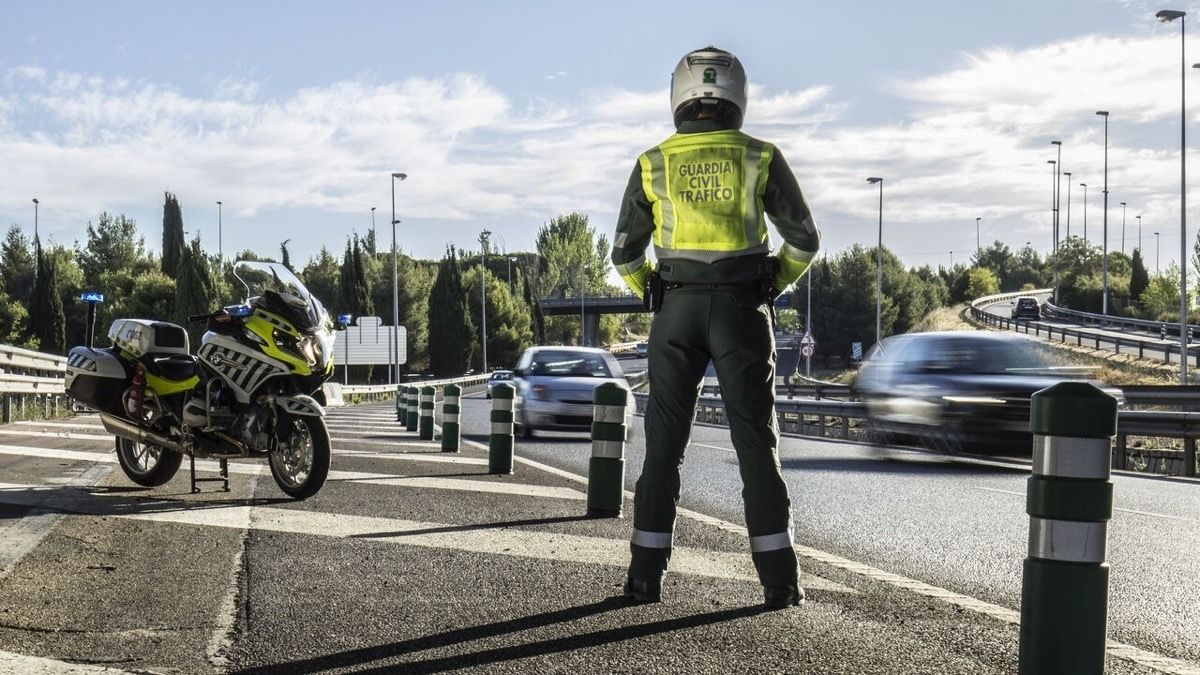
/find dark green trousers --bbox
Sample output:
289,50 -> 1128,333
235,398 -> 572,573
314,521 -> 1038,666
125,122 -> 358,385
629,285 -> 799,587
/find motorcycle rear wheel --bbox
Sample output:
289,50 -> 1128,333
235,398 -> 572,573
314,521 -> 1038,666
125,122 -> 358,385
115,437 -> 183,487
268,415 -> 330,500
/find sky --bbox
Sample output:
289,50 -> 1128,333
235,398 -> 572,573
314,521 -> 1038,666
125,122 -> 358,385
4,0 -> 1200,279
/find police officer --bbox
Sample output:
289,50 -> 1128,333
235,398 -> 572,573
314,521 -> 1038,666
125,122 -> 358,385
611,46 -> 819,608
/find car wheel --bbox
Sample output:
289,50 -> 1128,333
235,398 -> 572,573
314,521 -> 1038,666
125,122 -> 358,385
519,408 -> 535,439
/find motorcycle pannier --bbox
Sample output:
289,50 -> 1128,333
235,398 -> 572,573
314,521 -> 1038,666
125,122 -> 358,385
65,346 -> 130,415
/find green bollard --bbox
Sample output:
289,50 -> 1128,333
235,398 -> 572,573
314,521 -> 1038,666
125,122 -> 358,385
418,386 -> 435,440
488,383 -> 514,474
441,384 -> 461,452
586,383 -> 628,518
396,385 -> 407,422
1018,381 -> 1118,675
406,386 -> 419,432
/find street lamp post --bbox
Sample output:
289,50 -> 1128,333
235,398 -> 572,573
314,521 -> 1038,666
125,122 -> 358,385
1156,232 -> 1161,274
390,172 -> 407,384
1080,183 -> 1088,242
1121,202 -> 1128,256
1158,8 -> 1188,383
975,217 -> 981,258
867,177 -> 884,346
479,230 -> 491,372
1098,111 -> 1110,315
1064,173 -> 1072,239
1137,215 -> 1143,251
216,201 -> 223,261
508,256 -> 516,291
1051,140 -> 1062,254
579,265 -> 587,346
31,198 -> 39,284
1048,160 -> 1057,251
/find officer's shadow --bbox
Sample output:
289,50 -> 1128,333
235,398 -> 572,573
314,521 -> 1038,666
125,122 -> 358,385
230,597 -> 769,675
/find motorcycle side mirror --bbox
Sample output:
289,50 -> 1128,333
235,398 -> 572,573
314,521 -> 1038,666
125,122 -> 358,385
335,314 -> 353,331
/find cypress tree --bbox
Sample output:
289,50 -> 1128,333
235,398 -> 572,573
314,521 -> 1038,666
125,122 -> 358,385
339,239 -> 356,314
428,246 -> 475,377
174,236 -> 214,347
162,192 -> 185,278
29,238 -> 66,353
351,236 -> 372,318
1130,248 -> 1149,302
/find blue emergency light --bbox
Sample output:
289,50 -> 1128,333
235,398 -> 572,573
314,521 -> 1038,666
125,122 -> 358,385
227,304 -> 254,317
80,291 -> 104,303
337,314 -> 353,327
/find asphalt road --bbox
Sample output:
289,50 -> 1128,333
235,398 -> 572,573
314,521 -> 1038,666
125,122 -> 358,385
0,395 -> 1193,674
467,391 -> 1200,667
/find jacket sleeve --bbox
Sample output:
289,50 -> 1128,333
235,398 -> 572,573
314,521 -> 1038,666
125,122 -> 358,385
611,161 -> 655,298
763,147 -> 820,290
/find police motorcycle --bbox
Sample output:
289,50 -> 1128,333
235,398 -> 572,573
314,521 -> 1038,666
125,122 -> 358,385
65,261 -> 344,499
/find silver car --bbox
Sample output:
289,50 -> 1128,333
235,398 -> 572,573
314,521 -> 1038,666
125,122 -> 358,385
486,370 -> 514,399
512,346 -> 629,437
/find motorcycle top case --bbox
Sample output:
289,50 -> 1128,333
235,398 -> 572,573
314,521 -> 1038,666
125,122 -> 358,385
65,346 -> 130,415
108,318 -> 190,358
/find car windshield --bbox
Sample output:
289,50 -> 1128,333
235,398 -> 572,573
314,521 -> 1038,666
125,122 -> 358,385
916,338 -> 1050,375
529,351 -> 613,378
490,372 -> 511,381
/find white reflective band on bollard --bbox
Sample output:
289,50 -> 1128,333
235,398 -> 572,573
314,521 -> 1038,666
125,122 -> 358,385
631,529 -> 674,549
592,404 -> 626,424
1028,517 -> 1108,563
493,398 -> 513,412
591,439 -> 624,459
444,413 -> 459,424
491,422 -> 512,434
1031,435 -> 1112,479
749,529 -> 795,553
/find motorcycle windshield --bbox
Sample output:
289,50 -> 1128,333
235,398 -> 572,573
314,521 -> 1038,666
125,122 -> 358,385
233,261 -> 328,332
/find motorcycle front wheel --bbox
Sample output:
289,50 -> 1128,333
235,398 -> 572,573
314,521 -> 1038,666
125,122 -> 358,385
268,415 -> 330,500
115,437 -> 183,487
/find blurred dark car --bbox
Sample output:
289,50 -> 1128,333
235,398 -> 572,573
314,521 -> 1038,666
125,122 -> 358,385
635,342 -> 649,358
853,331 -> 1122,454
1011,296 -> 1041,320
512,346 -> 629,437
486,370 -> 513,399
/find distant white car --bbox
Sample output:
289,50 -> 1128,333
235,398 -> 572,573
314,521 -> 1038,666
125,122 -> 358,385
486,370 -> 514,399
512,346 -> 629,437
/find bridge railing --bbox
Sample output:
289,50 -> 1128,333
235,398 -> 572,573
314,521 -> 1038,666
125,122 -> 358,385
969,290 -> 1200,372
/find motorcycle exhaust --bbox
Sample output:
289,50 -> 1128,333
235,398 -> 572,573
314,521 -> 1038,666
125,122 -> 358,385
100,414 -> 184,454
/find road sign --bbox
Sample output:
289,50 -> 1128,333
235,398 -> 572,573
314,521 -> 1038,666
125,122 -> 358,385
801,344 -> 814,358
341,316 -> 406,365
851,341 -> 863,361
800,332 -> 815,348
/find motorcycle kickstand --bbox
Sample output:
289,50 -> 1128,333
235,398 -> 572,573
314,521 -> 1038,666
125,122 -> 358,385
190,453 -> 231,493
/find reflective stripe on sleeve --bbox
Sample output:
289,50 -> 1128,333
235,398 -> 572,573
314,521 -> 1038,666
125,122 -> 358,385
749,529 -> 795,553
631,529 -> 674,549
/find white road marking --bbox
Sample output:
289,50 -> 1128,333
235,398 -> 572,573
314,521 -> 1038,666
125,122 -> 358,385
449,436 -> 1198,675
0,464 -> 111,582
0,649 -> 135,674
0,444 -> 584,501
974,486 -> 1200,523
205,470 -> 256,670
0,481 -> 844,593
689,442 -> 733,453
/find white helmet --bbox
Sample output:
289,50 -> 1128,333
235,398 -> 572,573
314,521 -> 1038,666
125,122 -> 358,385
670,46 -> 747,128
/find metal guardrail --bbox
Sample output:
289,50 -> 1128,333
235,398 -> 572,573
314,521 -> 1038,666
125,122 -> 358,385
1,344 -> 69,421
630,391 -> 1199,477
1043,300 -> 1200,337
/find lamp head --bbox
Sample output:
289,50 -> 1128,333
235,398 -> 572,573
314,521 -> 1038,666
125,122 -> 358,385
1157,9 -> 1186,22
216,200 -> 222,206
1081,183 -> 1087,187
1051,140 -> 1062,146
32,198 -> 38,205
1047,160 -> 1056,165
1064,172 -> 1071,177
392,172 -> 407,180
866,177 -> 883,184
1096,110 -> 1109,117
1121,202 -> 1127,206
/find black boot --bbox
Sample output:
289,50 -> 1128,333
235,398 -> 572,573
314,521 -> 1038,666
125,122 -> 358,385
623,576 -> 662,603
763,583 -> 805,609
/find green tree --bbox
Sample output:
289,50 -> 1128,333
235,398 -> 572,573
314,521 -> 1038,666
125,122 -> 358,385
301,247 -> 342,312
534,213 -> 614,345
965,267 -> 1001,299
29,239 -> 66,353
174,236 -> 215,346
1130,248 -> 1149,302
813,245 -> 896,359
1140,266 -> 1181,320
972,241 -> 1014,290
427,247 -> 475,376
463,265 -> 534,370
2,225 -> 35,307
161,193 -> 185,278
79,213 -> 144,289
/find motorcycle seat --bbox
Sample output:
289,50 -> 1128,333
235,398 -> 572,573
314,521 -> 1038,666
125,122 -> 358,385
143,354 -> 198,382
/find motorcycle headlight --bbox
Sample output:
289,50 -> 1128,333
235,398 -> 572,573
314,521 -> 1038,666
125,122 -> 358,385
297,336 -> 319,366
